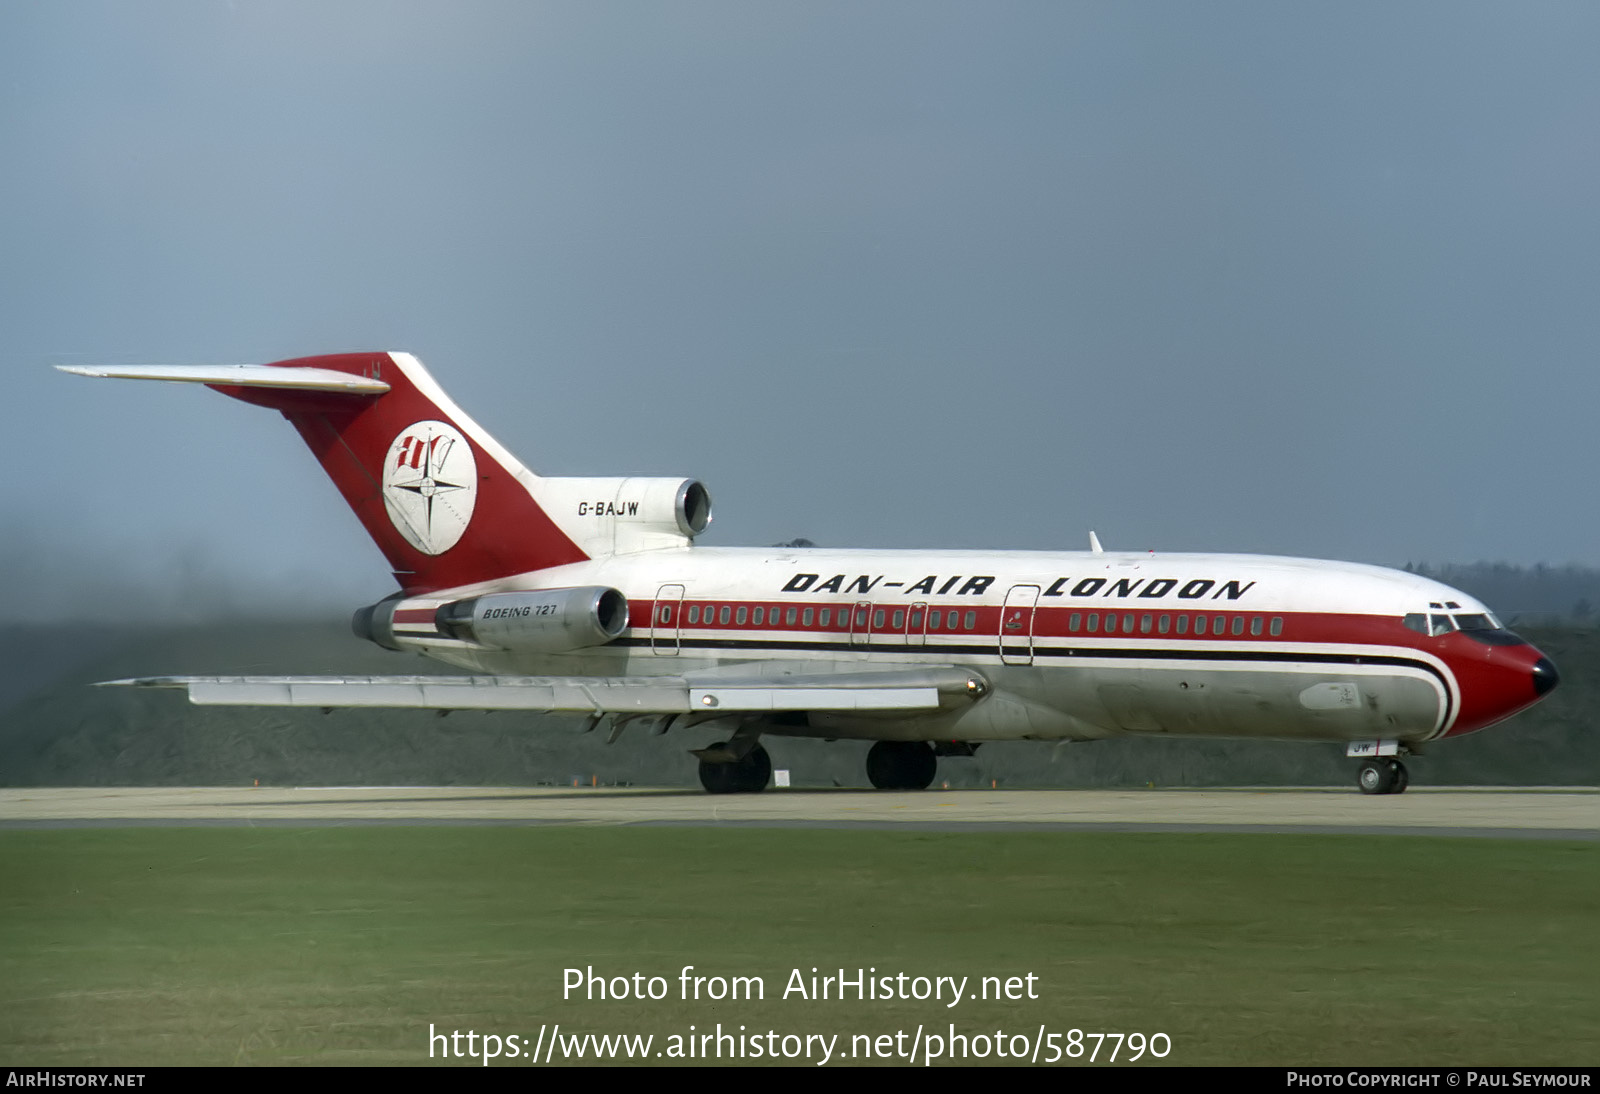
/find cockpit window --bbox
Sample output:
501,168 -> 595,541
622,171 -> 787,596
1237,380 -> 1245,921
1405,610 -> 1522,644
1451,615 -> 1526,647
1459,627 -> 1528,647
1449,613 -> 1526,646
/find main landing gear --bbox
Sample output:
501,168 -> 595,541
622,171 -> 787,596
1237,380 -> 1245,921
697,741 -> 772,794
1357,758 -> 1410,795
866,741 -> 938,790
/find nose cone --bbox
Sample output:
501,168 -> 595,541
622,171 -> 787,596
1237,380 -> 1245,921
1531,656 -> 1561,697
1441,640 -> 1561,738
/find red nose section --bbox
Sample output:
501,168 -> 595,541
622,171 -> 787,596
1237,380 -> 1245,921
1443,638 -> 1559,737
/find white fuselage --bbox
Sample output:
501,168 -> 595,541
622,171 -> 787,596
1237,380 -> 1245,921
380,546 -> 1522,747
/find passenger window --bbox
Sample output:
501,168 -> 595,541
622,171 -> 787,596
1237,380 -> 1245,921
1069,612 -> 1081,632
1140,614 -> 1153,634
929,610 -> 942,629
1176,615 -> 1188,635
1250,616 -> 1262,636
893,610 -> 905,629
719,606 -> 731,625
819,609 -> 831,627
1123,614 -> 1135,634
1231,616 -> 1244,635
1270,617 -> 1283,636
752,607 -> 763,626
802,608 -> 814,626
687,606 -> 699,624
736,606 -> 747,625
873,610 -> 885,628
1193,615 -> 1206,635
964,611 -> 977,630
909,609 -> 922,629
1087,613 -> 1099,633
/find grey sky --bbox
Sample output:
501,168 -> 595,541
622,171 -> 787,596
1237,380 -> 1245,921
5,2 -> 1598,620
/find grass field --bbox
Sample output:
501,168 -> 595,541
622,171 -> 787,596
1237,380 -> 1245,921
1,827 -> 1595,1066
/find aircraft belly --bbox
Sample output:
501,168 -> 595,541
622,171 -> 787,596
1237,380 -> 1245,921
756,659 -> 1443,745
413,642 -> 1447,746
1068,663 -> 1444,743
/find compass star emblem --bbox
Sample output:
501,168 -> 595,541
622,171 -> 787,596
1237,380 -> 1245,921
381,420 -> 477,555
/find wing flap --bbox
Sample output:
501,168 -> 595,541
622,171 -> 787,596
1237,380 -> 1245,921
105,675 -> 696,712
97,671 -> 970,713
688,687 -> 936,712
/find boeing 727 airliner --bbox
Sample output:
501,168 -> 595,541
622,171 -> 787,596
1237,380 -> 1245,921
60,352 -> 1559,794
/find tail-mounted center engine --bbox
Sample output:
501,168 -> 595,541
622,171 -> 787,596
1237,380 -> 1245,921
536,477 -> 713,555
354,586 -> 629,653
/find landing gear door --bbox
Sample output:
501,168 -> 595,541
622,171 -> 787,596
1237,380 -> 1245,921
1000,584 -> 1040,666
652,584 -> 685,655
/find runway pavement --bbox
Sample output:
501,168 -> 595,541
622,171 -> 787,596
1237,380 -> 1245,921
0,785 -> 1594,837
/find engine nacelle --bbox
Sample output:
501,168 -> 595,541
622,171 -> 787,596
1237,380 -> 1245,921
434,586 -> 630,652
351,594 -> 405,650
536,477 -> 712,555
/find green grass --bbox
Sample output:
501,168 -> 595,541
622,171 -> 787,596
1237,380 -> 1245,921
1,828 -> 1595,1066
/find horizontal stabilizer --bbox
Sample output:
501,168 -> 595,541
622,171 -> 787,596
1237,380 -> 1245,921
96,672 -> 970,714
55,364 -> 390,394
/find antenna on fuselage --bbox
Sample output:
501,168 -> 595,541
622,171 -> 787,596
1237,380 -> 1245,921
1089,531 -> 1104,555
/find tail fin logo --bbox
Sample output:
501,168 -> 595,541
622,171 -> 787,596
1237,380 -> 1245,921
381,420 -> 477,555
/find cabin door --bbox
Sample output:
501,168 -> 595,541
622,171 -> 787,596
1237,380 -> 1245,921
652,584 -> 685,655
1000,584 -> 1040,665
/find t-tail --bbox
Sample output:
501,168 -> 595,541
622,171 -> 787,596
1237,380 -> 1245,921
58,352 -> 712,595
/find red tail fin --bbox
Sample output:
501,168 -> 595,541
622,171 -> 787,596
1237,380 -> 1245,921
210,352 -> 588,594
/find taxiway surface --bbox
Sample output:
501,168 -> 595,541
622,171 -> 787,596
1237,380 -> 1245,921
0,786 -> 1593,837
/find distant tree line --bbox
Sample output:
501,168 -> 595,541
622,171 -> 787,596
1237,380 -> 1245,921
1403,562 -> 1600,624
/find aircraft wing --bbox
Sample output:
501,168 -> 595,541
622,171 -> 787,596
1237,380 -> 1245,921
97,668 -> 984,714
